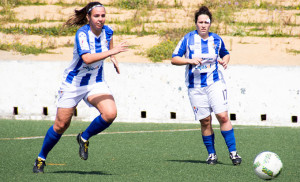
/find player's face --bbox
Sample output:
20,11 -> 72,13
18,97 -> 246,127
196,14 -> 211,38
88,7 -> 106,34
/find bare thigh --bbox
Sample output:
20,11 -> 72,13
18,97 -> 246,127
53,107 -> 76,134
87,94 -> 117,123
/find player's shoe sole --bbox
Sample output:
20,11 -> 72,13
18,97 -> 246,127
33,158 -> 46,173
77,132 -> 89,160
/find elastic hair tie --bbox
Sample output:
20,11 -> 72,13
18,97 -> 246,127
87,4 -> 104,14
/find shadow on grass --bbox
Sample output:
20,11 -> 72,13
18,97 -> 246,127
167,159 -> 229,165
51,170 -> 113,175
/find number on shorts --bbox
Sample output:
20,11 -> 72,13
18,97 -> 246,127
222,89 -> 227,101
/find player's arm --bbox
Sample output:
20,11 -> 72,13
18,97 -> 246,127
217,37 -> 230,69
217,39 -> 230,69
171,36 -> 202,66
171,56 -> 202,66
81,40 -> 128,65
218,54 -> 230,69
109,37 -> 120,74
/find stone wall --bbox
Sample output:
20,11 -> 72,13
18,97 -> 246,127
1,60 -> 299,126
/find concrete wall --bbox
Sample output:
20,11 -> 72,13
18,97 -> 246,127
0,60 -> 299,127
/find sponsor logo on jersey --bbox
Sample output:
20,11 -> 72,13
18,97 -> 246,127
83,65 -> 100,71
196,63 -> 213,70
202,57 -> 214,61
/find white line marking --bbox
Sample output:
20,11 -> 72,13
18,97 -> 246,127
0,126 -> 274,141
0,128 -> 201,141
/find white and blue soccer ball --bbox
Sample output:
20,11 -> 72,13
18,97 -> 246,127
253,151 -> 283,180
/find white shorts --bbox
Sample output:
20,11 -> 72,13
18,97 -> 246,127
57,82 -> 112,108
188,79 -> 228,121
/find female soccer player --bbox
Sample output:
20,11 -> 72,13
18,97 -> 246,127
171,6 -> 241,165
33,2 -> 128,173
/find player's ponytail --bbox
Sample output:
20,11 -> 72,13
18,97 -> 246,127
194,6 -> 212,24
64,1 -> 103,27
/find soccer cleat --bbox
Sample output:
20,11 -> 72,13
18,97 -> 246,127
230,151 -> 242,165
206,153 -> 218,165
77,132 -> 89,160
33,158 -> 46,173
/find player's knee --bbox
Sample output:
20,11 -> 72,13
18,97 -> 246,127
102,111 -> 117,123
53,122 -> 70,133
217,114 -> 229,124
200,116 -> 211,127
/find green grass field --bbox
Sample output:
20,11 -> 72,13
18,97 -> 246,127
0,119 -> 299,181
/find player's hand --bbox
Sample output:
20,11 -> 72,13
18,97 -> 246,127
111,57 -> 120,74
189,58 -> 202,65
110,41 -> 128,55
218,59 -> 228,69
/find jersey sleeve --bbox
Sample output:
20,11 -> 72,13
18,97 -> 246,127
172,37 -> 187,58
219,38 -> 229,58
75,30 -> 91,56
104,25 -> 114,50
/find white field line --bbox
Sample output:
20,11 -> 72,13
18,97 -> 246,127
0,126 -> 274,141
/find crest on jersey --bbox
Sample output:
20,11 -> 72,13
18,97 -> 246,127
212,42 -> 216,49
193,106 -> 198,114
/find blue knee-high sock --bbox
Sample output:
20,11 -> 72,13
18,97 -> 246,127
221,128 -> 237,152
202,134 -> 216,154
38,125 -> 62,160
81,115 -> 111,141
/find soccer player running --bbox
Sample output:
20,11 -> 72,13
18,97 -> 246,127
171,6 -> 241,165
33,1 -> 128,173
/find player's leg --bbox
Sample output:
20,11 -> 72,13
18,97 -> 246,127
83,94 -> 116,138
216,111 -> 242,165
200,115 -> 218,165
216,111 -> 236,153
210,80 -> 242,165
188,87 -> 217,164
77,94 -> 116,160
87,93 -> 117,123
39,108 -> 75,159
33,107 -> 75,173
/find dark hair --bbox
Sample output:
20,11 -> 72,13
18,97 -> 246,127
194,6 -> 212,24
64,1 -> 104,27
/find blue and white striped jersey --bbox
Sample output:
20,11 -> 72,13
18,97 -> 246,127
172,31 -> 229,88
62,24 -> 113,87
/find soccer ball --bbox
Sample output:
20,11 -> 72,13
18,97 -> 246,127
253,151 -> 283,180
